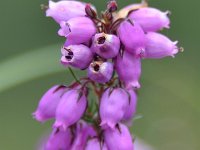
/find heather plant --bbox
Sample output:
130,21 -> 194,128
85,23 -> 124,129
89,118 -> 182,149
34,0 -> 181,149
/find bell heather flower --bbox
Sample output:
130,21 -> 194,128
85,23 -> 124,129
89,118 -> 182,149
123,90 -> 138,121
33,85 -> 66,122
91,33 -> 120,59
129,7 -> 170,32
115,51 -> 142,89
88,61 -> 113,83
104,123 -> 134,150
35,0 -> 181,149
144,32 -> 179,59
46,0 -> 88,23
58,17 -> 96,46
71,121 -> 97,150
45,128 -> 72,150
85,138 -> 108,150
61,44 -> 93,70
100,88 -> 129,129
117,19 -> 146,56
53,88 -> 87,130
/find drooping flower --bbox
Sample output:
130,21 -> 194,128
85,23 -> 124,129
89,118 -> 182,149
61,44 -> 93,70
58,17 -> 96,46
115,51 -> 142,89
33,85 -> 66,122
117,19 -> 146,56
88,61 -> 114,83
85,138 -> 108,150
129,7 -> 170,32
53,88 -> 87,130
100,88 -> 129,129
91,33 -> 120,59
71,121 -> 97,150
104,123 -> 134,150
45,128 -> 72,150
46,0 -> 87,23
123,89 -> 138,121
143,32 -> 179,59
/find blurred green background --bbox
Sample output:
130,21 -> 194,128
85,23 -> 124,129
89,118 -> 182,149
0,0 -> 199,149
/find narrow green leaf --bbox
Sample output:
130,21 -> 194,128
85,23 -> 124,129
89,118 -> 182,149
0,43 -> 64,93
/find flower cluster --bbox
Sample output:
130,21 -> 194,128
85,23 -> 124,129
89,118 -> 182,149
34,0 -> 180,149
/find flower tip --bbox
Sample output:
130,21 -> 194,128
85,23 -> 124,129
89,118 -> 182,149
171,41 -> 180,56
165,10 -> 172,16
32,111 -> 46,123
60,57 -> 69,66
48,0 -> 55,8
164,24 -> 170,29
58,22 -> 71,37
126,81 -> 141,89
100,121 -> 116,130
135,48 -> 146,58
53,121 -> 68,131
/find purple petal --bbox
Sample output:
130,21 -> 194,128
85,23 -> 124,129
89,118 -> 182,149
129,7 -> 170,32
33,85 -> 66,122
100,88 -> 129,129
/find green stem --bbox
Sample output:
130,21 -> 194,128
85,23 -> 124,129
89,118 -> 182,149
68,67 -> 81,84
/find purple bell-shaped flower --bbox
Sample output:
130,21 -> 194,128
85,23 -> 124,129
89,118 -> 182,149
88,61 -> 114,83
53,88 -> 87,130
104,123 -> 134,150
71,121 -> 97,150
45,128 -> 72,150
100,88 -> 129,129
117,19 -> 146,56
33,85 -> 66,122
58,17 -> 96,46
129,7 -> 170,32
115,51 -> 142,89
123,89 -> 138,121
91,33 -> 120,59
46,0 -> 88,23
143,32 -> 179,59
85,138 -> 108,150
61,44 -> 93,70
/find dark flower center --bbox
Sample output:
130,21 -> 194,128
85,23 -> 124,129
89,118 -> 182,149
97,36 -> 106,44
65,51 -> 74,61
94,64 -> 100,72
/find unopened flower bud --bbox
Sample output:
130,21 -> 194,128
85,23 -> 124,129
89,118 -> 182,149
107,0 -> 118,12
104,123 -> 134,150
91,33 -> 120,59
88,61 -> 113,83
61,44 -> 93,70
85,4 -> 97,19
58,17 -> 96,46
33,85 -> 66,122
144,32 -> 179,59
45,128 -> 72,150
46,0 -> 88,23
123,90 -> 138,121
115,51 -> 142,89
100,88 -> 129,129
53,88 -> 87,130
117,19 -> 146,55
129,7 -> 170,32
